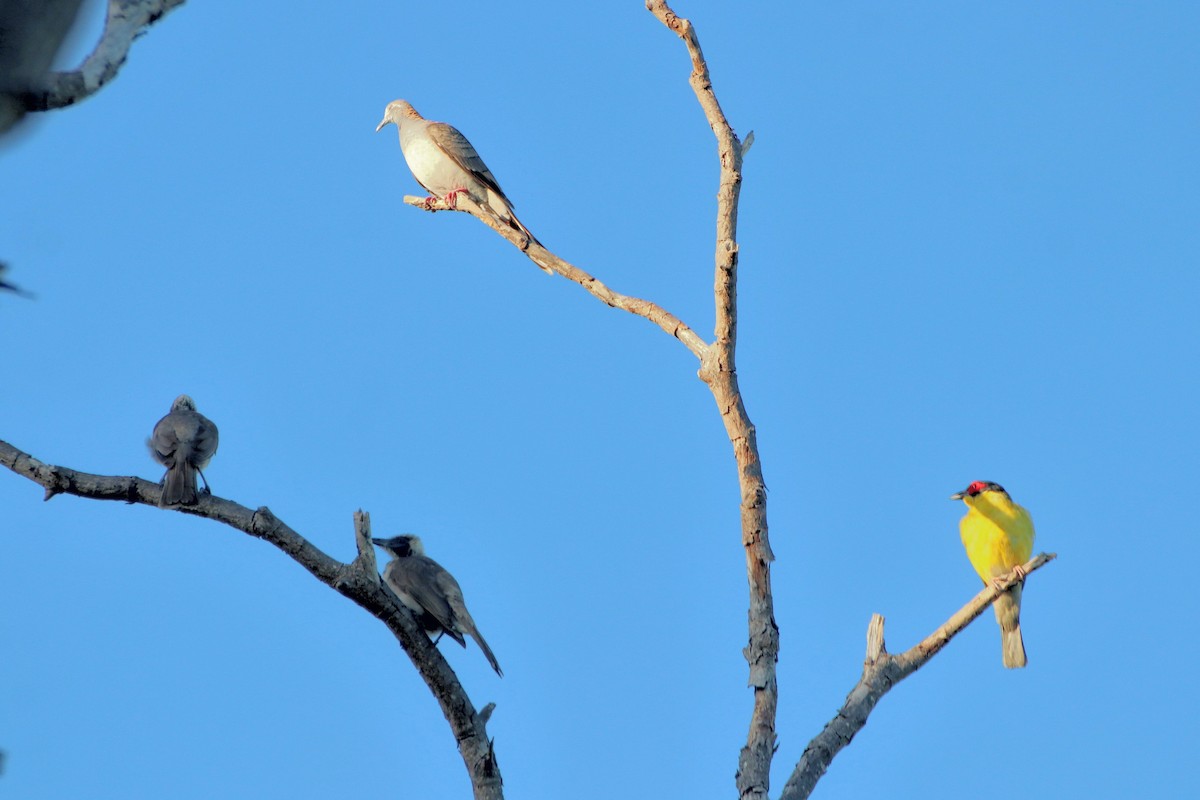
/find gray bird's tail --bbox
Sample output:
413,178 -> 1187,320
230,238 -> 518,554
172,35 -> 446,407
160,462 -> 197,508
993,584 -> 1027,669
470,626 -> 503,677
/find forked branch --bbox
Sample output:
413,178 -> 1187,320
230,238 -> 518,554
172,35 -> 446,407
404,3 -> 769,797
643,4 -> 773,799
780,553 -> 1058,800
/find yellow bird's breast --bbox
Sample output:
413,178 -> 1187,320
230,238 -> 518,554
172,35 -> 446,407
959,498 -> 1035,584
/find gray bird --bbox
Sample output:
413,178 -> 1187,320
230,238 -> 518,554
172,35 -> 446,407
148,394 -> 219,508
371,534 -> 503,677
375,99 -> 548,264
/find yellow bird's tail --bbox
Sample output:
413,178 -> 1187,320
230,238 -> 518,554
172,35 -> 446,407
994,583 -> 1027,669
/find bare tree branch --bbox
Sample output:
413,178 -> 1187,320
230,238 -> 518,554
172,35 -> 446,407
0,438 -> 505,800
780,553 -> 1058,800
402,194 -> 710,360
14,0 -> 186,112
642,4 -> 774,799
401,4 -> 769,797
353,508 -> 381,584
0,0 -> 85,133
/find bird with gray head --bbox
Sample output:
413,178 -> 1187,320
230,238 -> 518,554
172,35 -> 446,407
371,534 -> 503,677
375,99 -> 548,267
148,395 -> 219,508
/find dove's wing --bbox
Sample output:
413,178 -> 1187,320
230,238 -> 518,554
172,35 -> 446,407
425,122 -> 510,204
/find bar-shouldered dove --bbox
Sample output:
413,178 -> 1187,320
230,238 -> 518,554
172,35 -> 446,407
376,99 -> 548,267
371,534 -> 503,677
148,394 -> 219,508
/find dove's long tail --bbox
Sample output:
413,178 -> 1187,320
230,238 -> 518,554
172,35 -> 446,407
509,211 -> 552,274
508,209 -> 542,249
485,192 -> 551,272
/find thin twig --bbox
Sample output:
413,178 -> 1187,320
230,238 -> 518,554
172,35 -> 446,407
779,553 -> 1057,800
0,438 -> 504,800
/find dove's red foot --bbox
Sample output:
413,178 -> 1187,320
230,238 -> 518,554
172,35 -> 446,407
422,195 -> 438,210
443,188 -> 468,209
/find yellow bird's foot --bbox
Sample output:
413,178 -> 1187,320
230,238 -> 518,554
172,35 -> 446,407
990,566 -> 1028,591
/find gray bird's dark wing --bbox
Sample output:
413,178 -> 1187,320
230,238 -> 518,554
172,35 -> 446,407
191,413 -> 219,467
393,556 -> 466,646
149,410 -> 218,467
433,566 -> 502,675
149,414 -> 183,466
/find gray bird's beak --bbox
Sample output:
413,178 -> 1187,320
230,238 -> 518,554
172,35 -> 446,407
949,491 -> 965,500
375,118 -> 389,132
370,537 -> 387,547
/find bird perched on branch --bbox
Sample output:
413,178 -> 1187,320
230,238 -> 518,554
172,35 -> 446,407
148,395 -> 219,508
371,534 -> 503,677
951,480 -> 1036,668
375,99 -> 547,264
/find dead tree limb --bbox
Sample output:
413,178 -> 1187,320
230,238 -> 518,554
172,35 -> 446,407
642,3 -> 775,798
0,0 -> 84,133
403,3 -> 770,797
779,553 -> 1058,800
10,0 -> 186,114
402,193 -> 710,360
0,438 -> 504,800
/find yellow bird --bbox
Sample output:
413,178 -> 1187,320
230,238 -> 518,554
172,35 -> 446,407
951,481 -> 1036,668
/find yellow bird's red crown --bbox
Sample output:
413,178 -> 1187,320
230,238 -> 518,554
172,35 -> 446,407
955,480 -> 1006,498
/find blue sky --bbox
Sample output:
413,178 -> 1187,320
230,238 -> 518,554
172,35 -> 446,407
2,1 -> 1197,798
